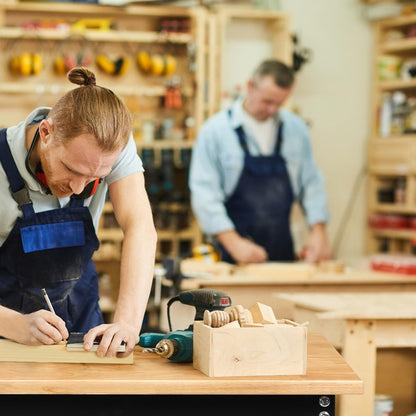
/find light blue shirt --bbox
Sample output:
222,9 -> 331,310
189,100 -> 330,236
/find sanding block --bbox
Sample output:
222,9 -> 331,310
66,332 -> 126,353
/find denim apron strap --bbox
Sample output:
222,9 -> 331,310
0,128 -> 34,217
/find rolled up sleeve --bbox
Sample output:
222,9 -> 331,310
189,118 -> 237,236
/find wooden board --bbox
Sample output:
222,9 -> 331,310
0,339 -> 133,364
180,259 -> 318,278
180,260 -> 416,289
180,258 -> 235,277
236,262 -> 317,278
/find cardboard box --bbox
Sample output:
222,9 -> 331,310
193,320 -> 307,377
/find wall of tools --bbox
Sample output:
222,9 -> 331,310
0,1 -> 206,258
139,143 -> 201,261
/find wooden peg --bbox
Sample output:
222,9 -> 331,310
227,304 -> 253,327
203,310 -> 230,328
249,302 -> 277,324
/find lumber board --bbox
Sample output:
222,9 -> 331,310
180,258 -> 235,277
0,339 -> 133,364
236,262 -> 317,278
180,259 -> 318,278
180,258 -> 416,284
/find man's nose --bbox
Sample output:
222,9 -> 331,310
267,103 -> 279,115
69,178 -> 87,195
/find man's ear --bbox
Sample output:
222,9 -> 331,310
38,119 -> 53,143
246,78 -> 255,92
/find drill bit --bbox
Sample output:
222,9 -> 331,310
140,347 -> 164,353
140,339 -> 177,359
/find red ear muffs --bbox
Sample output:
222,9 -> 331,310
89,178 -> 100,196
64,52 -> 78,71
73,178 -> 101,199
77,52 -> 92,67
55,52 -> 93,75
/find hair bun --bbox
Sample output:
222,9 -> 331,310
67,66 -> 96,87
84,73 -> 96,86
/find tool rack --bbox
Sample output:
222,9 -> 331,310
367,11 -> 416,256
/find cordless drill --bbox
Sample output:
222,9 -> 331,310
139,289 -> 232,362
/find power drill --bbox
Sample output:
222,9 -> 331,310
138,289 -> 232,362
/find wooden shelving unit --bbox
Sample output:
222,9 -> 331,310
0,0 -> 207,128
0,26 -> 192,42
367,13 -> 416,254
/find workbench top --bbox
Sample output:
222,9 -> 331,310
180,259 -> 416,290
275,292 -> 416,320
181,270 -> 416,289
0,333 -> 362,395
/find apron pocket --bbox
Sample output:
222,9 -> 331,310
20,221 -> 85,253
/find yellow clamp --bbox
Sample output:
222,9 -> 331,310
192,244 -> 219,262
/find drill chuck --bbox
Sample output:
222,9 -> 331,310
158,330 -> 193,362
155,339 -> 177,359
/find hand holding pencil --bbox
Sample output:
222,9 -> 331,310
41,288 -> 56,315
40,288 -> 68,342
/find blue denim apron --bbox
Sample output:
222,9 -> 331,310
0,128 -> 103,332
220,111 -> 295,263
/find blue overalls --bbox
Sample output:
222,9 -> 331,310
220,112 -> 295,263
0,128 -> 104,332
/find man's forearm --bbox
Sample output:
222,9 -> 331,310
0,305 -> 22,340
216,229 -> 239,247
305,222 -> 332,263
310,222 -> 326,233
113,224 -> 157,332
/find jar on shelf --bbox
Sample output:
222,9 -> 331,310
394,177 -> 406,204
374,394 -> 393,416
378,55 -> 402,81
379,93 -> 392,137
391,91 -> 409,135
405,97 -> 416,133
377,186 -> 395,203
411,238 -> 416,255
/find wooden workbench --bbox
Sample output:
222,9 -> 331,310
274,292 -> 416,416
176,260 -> 416,329
0,332 -> 361,415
